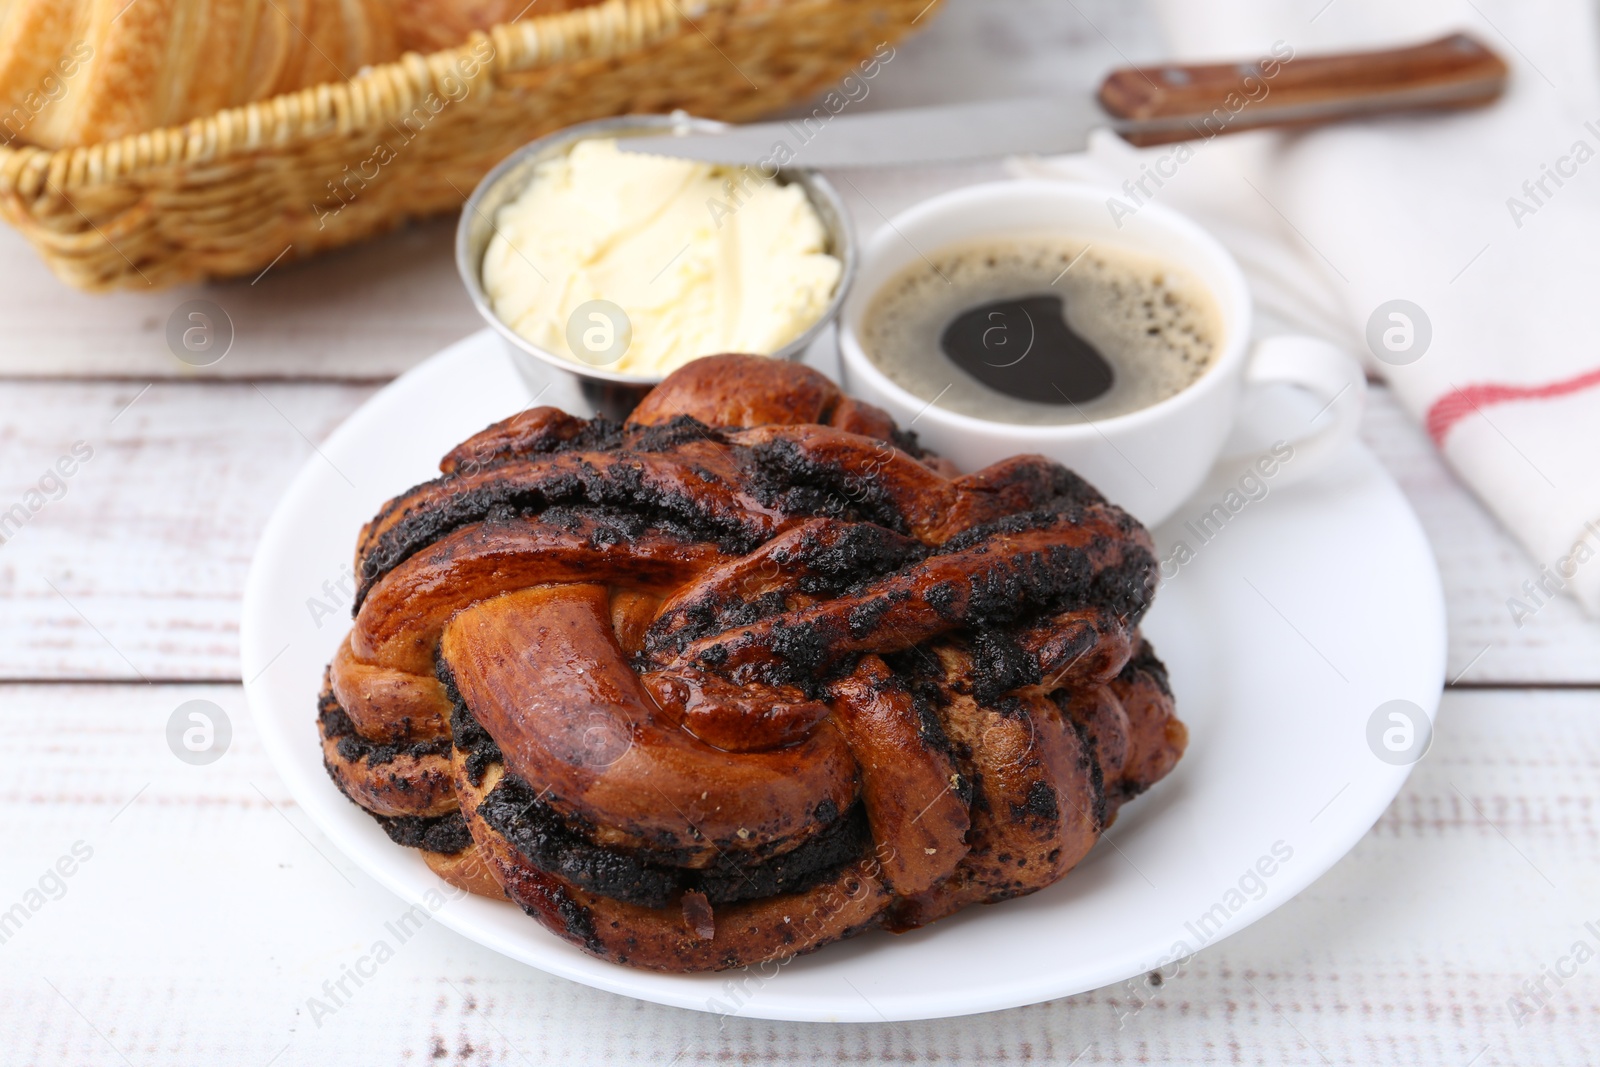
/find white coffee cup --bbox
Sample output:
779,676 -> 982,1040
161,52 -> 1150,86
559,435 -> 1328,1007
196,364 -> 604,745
836,180 -> 1366,528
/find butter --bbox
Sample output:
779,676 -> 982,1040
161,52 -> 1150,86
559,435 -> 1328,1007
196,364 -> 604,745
482,138 -> 842,377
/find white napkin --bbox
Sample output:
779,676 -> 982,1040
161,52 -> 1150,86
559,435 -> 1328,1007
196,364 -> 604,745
1013,0 -> 1600,616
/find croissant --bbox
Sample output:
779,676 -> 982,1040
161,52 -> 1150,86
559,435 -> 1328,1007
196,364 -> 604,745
0,0 -> 398,148
318,354 -> 1186,972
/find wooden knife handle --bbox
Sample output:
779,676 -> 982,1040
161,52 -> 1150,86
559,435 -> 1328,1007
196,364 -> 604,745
1099,33 -> 1509,147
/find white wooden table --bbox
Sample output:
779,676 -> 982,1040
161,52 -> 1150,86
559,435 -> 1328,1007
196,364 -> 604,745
2,2 -> 1597,1063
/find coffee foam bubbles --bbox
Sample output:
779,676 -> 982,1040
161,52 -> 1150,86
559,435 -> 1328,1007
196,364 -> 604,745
861,238 -> 1221,425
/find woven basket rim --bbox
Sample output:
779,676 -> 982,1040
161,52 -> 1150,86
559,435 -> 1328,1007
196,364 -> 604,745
0,0 -> 739,190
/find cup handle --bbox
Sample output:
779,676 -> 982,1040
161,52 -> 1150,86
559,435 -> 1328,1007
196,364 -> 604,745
1219,335 -> 1368,488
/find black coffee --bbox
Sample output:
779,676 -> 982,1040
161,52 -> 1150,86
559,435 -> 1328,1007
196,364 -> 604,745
861,239 -> 1220,425
939,293 -> 1115,405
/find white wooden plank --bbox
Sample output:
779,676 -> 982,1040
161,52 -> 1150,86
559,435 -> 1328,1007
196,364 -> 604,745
0,218 -> 479,380
0,684 -> 1593,1065
2,379 -> 1594,684
0,381 -> 377,680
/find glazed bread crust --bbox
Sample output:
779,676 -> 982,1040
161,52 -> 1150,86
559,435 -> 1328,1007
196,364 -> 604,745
319,354 -> 1186,971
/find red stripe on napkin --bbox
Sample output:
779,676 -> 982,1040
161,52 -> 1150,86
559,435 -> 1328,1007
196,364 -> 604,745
1426,367 -> 1600,446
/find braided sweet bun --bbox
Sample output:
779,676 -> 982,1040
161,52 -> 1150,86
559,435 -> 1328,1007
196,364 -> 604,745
318,354 -> 1185,972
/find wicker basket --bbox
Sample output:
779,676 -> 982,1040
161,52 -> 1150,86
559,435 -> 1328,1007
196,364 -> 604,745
0,0 -> 937,292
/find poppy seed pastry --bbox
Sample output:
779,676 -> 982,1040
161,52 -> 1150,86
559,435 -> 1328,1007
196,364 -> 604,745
318,354 -> 1186,972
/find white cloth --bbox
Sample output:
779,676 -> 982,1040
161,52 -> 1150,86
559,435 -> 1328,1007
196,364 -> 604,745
1013,0 -> 1600,614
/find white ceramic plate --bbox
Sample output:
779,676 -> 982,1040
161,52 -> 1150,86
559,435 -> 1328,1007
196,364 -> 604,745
243,330 -> 1445,1023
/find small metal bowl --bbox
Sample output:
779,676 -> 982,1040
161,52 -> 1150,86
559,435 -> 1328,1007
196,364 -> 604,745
456,113 -> 858,421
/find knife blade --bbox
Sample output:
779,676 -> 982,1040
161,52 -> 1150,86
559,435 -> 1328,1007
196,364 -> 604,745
618,32 -> 1508,168
620,96 -> 1109,169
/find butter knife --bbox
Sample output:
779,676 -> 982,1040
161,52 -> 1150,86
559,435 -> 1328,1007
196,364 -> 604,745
619,33 -> 1508,167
